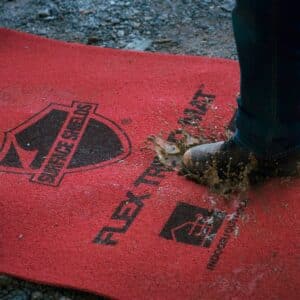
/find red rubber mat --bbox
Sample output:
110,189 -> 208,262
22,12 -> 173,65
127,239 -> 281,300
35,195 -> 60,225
0,28 -> 299,300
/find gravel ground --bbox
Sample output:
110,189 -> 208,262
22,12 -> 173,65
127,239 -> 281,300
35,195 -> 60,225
0,0 -> 236,58
0,0 -> 236,299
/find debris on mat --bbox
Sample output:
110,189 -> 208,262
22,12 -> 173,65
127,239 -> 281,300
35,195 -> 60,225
148,129 -> 256,196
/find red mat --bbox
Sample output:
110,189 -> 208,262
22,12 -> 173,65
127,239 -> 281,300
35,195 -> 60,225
0,28 -> 299,300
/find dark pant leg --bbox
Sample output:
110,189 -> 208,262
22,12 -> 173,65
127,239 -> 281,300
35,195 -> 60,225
232,0 -> 300,158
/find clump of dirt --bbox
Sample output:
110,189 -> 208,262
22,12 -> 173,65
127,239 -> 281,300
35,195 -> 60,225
149,129 -> 257,197
148,129 -> 205,169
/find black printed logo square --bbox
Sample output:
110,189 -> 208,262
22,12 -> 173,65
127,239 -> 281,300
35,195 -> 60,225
160,202 -> 226,248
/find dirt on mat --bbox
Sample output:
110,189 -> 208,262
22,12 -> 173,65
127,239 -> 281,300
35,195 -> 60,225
149,127 -> 256,197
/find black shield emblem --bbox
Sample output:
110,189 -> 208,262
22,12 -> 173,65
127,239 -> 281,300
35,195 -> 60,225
0,101 -> 131,186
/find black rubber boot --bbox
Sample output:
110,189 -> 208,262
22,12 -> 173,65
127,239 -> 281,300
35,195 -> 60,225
182,139 -> 300,189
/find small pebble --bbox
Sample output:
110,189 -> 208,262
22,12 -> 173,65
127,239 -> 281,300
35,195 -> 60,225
125,38 -> 152,51
30,291 -> 43,300
87,36 -> 100,45
117,30 -> 125,37
37,8 -> 51,18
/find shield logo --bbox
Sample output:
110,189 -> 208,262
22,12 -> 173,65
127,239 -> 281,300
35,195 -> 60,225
0,101 -> 131,186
